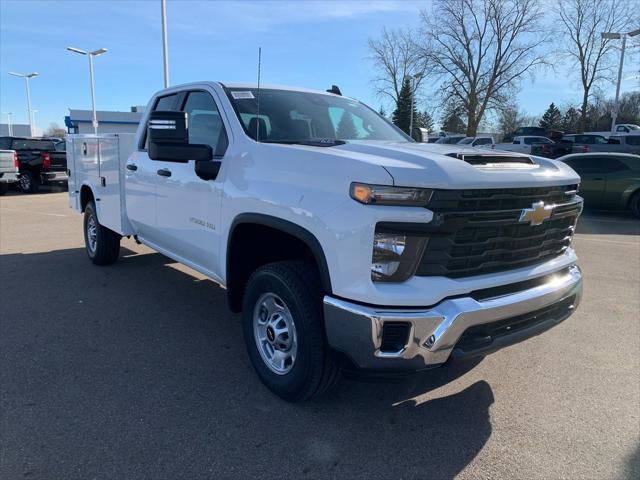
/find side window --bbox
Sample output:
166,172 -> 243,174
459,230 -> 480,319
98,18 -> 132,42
475,138 -> 491,146
625,136 -> 640,146
616,126 -> 627,132
602,158 -> 629,173
567,157 -> 628,174
141,93 -> 179,150
182,91 -> 228,157
608,136 -> 621,144
54,141 -> 66,152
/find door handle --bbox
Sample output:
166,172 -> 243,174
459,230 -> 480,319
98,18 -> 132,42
126,163 -> 137,171
157,168 -> 172,177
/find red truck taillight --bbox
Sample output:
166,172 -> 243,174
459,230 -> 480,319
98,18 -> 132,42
42,152 -> 51,170
13,151 -> 19,169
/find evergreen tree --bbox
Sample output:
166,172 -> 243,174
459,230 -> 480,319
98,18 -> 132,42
336,110 -> 358,139
414,110 -> 434,132
440,102 -> 466,134
392,77 -> 417,134
561,106 -> 580,133
538,103 -> 563,130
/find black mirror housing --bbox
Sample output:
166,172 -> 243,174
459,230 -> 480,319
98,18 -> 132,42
147,110 -> 213,162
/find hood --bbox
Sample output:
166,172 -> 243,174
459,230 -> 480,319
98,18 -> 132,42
327,141 -> 580,189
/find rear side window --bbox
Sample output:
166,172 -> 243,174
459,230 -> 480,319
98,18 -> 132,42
608,137 -> 622,144
474,138 -> 492,146
625,136 -> 640,146
181,91 -> 228,157
565,157 -> 629,174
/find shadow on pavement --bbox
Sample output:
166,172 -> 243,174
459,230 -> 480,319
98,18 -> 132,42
576,211 -> 639,236
1,247 -> 493,479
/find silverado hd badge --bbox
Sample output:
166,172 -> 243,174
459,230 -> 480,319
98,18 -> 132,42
519,201 -> 553,226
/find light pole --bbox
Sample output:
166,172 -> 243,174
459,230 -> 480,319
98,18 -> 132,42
8,72 -> 38,137
602,28 -> 640,132
67,47 -> 108,135
161,0 -> 170,88
32,110 -> 39,136
408,74 -> 423,140
2,112 -> 13,136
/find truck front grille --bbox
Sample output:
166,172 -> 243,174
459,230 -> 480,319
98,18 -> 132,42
414,185 -> 581,278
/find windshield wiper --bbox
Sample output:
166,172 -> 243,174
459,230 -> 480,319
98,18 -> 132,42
260,138 -> 346,147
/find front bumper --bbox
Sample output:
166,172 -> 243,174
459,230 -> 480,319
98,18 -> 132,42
41,171 -> 68,183
324,265 -> 582,371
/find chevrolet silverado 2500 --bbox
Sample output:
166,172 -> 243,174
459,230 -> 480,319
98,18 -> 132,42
67,82 -> 583,401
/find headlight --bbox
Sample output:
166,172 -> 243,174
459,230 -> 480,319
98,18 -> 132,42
351,183 -> 432,206
372,231 -> 427,282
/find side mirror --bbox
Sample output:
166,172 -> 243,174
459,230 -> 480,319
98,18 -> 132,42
148,111 -> 213,162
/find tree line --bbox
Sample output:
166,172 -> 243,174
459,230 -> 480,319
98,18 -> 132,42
369,0 -> 639,136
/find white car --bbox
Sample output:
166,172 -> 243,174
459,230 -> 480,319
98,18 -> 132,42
457,136 -> 495,147
67,81 -> 583,401
487,135 -> 554,154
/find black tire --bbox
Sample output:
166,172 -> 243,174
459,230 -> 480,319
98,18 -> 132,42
242,261 -> 340,402
83,201 -> 121,265
630,191 -> 640,219
0,183 -> 8,195
18,171 -> 39,193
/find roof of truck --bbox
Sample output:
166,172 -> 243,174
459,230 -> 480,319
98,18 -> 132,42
219,81 -> 346,97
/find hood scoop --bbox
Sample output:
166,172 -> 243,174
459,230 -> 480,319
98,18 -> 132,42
446,152 -> 536,168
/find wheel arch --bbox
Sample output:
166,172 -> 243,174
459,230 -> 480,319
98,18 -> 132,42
226,213 -> 333,313
79,183 -> 96,212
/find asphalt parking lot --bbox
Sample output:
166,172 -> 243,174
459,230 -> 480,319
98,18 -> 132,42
1,189 -> 639,480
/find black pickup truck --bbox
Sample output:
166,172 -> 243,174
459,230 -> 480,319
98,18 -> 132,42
0,137 -> 67,193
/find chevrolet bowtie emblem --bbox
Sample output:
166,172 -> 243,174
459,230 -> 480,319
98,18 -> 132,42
519,201 -> 553,226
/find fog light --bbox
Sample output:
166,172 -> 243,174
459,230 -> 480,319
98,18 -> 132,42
371,231 -> 427,282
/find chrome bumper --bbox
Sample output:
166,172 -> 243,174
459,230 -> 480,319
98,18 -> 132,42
324,265 -> 582,371
41,171 -> 68,182
0,172 -> 19,183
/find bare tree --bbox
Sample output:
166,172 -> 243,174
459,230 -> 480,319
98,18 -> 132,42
420,0 -> 548,136
556,0 -> 636,132
44,123 -> 66,138
368,28 -> 431,108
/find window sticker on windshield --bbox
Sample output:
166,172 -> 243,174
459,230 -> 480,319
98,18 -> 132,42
231,91 -> 255,100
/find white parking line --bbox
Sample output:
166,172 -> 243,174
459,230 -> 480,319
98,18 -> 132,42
574,236 -> 639,246
0,206 -> 68,217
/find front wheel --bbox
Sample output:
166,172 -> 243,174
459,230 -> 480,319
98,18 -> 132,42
242,261 -> 339,402
84,201 -> 121,265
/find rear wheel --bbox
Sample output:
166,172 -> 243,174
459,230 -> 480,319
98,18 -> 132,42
630,191 -> 640,219
84,201 -> 121,265
242,261 -> 339,402
18,171 -> 39,193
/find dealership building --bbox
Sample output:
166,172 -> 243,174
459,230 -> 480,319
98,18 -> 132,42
65,106 -> 145,134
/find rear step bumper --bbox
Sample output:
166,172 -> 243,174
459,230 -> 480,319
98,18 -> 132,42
41,171 -> 68,183
323,265 -> 582,371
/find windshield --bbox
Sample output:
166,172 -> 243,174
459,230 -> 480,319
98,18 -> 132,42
224,87 -> 410,144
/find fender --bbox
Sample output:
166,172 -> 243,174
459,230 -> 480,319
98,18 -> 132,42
227,213 -> 333,294
620,182 -> 640,208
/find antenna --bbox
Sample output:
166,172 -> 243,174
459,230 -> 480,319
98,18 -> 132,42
256,46 -> 262,142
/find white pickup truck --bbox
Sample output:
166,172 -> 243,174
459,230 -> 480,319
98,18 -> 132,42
487,135 -> 554,154
67,82 -> 583,401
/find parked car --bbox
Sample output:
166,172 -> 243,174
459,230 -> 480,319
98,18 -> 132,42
572,134 -> 640,155
0,137 -> 68,192
586,124 -> 640,138
561,134 -> 609,145
457,136 -> 495,147
0,149 -> 19,194
435,135 -> 466,144
66,81 -> 583,401
487,135 -> 554,154
557,152 -> 640,217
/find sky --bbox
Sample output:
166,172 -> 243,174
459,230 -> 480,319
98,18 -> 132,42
1,0 -> 638,132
